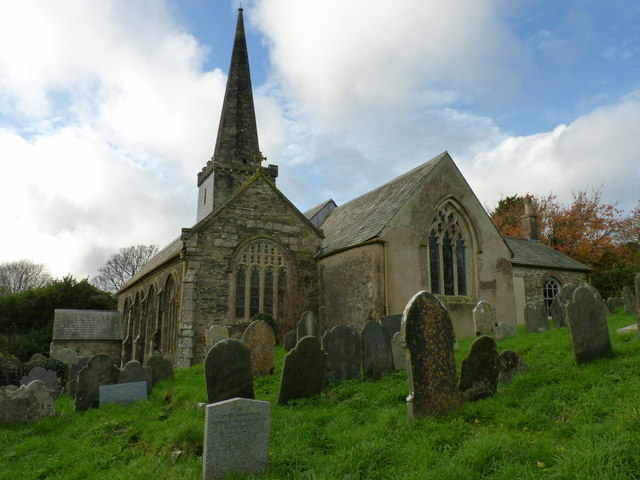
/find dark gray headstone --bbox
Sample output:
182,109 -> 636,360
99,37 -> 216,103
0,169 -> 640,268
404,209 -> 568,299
322,325 -> 361,382
459,336 -> 499,401
0,380 -> 56,423
473,300 -> 496,336
99,381 -> 147,406
498,350 -> 529,383
119,360 -> 153,394
203,398 -> 270,479
380,314 -> 402,340
402,290 -> 461,418
278,336 -> 326,406
362,321 -> 394,380
566,285 -> 612,364
580,282 -> 610,316
524,301 -> 549,333
144,355 -> 174,386
283,330 -> 297,351
296,311 -> 319,341
20,366 -> 61,396
391,331 -> 406,371
550,283 -> 578,328
493,322 -> 516,340
242,320 -> 276,378
75,354 -> 120,411
68,356 -> 90,397
204,339 -> 254,405
622,285 -> 637,316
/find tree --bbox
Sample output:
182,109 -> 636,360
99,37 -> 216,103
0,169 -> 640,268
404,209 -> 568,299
0,260 -> 53,295
92,245 -> 159,293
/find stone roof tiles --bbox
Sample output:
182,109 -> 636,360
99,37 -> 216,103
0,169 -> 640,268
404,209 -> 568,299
53,309 -> 122,340
504,237 -> 591,272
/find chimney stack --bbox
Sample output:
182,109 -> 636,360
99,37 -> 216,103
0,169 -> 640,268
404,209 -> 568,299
521,196 -> 538,240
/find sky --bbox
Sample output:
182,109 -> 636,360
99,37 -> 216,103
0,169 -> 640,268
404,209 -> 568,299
0,0 -> 638,280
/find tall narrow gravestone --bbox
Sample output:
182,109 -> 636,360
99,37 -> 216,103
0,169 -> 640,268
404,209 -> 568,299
242,320 -> 276,378
203,398 -> 270,479
391,332 -> 406,371
75,354 -> 120,411
204,339 -> 254,404
402,291 -> 461,418
362,321 -> 394,380
278,336 -> 326,406
322,325 -> 361,382
566,285 -> 612,364
459,335 -> 499,401
296,311 -> 320,341
473,300 -> 496,336
524,301 -> 549,333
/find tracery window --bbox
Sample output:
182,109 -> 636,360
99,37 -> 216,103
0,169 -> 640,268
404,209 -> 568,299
427,204 -> 468,296
232,240 -> 291,321
543,277 -> 560,317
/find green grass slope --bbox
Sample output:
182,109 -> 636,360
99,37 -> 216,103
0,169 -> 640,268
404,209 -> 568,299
1,310 -> 639,480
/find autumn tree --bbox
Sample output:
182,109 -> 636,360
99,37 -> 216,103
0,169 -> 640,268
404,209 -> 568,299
0,260 -> 53,295
92,244 -> 159,293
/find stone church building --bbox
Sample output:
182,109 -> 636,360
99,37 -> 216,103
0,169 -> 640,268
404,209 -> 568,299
117,9 -> 589,368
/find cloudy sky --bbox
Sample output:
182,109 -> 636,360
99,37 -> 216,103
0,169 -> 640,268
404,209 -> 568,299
0,0 -> 638,279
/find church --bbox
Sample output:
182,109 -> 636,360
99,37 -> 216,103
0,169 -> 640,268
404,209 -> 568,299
117,9 -> 589,368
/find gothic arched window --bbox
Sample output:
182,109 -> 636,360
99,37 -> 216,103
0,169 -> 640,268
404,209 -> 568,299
543,277 -> 560,317
427,204 -> 469,296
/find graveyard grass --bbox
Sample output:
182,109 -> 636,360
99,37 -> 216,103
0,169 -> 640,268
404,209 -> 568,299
2,310 -> 640,479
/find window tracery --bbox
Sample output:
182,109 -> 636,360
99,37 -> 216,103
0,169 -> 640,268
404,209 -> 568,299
427,204 -> 468,296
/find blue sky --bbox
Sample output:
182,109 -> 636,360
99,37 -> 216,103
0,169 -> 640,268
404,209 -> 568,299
0,0 -> 638,279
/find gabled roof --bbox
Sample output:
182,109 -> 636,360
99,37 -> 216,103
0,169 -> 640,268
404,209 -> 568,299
304,199 -> 335,219
320,152 -> 447,254
504,237 -> 591,272
53,309 -> 122,340
118,237 -> 182,293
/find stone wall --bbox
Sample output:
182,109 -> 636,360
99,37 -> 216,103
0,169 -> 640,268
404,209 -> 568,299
512,266 -> 587,305
50,340 -> 122,363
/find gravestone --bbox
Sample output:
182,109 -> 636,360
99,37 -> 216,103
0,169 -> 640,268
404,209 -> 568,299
51,347 -> 79,366
524,301 -> 549,333
29,353 -> 47,363
498,350 -> 529,383
119,360 -> 153,393
581,282 -> 610,316
381,314 -> 402,340
391,331 -> 406,371
493,322 -> 516,340
278,336 -> 326,406
296,311 -> 320,341
205,324 -> 229,349
361,321 -> 394,380
283,330 -> 297,351
622,286 -> 637,316
402,290 -> 461,418
20,366 -> 61,396
550,283 -> 578,328
99,381 -> 147,406
459,335 -> 499,401
473,300 -> 496,336
203,398 -> 270,479
68,356 -> 90,397
242,320 -> 276,378
566,285 -> 612,364
322,325 -> 361,382
636,273 -> 640,321
0,380 -> 56,423
145,355 -> 174,386
606,297 -> 624,312
204,339 -> 254,404
74,354 -> 120,411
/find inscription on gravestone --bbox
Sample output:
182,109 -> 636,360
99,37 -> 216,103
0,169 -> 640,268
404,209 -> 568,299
99,381 -> 147,406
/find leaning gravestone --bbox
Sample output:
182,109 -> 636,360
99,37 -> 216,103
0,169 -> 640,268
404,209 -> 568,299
296,311 -> 320,341
473,300 -> 496,336
550,283 -> 578,328
402,290 -> 462,418
493,322 -> 517,340
242,320 -> 276,378
119,360 -> 153,394
322,325 -> 361,382
204,339 -> 254,404
99,381 -> 148,406
145,355 -> 174,386
278,336 -> 326,406
362,321 -> 394,380
381,314 -> 402,340
524,301 -> 549,333
498,350 -> 529,383
68,356 -> 90,397
283,330 -> 297,351
566,285 -> 612,364
391,331 -> 406,371
75,354 -> 120,411
20,367 -> 61,397
51,347 -> 79,367
205,324 -> 229,349
622,285 -> 637,316
459,336 -> 499,401
0,380 -> 56,423
203,398 -> 270,480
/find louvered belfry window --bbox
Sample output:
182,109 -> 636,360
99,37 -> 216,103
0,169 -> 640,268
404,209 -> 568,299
427,204 -> 468,296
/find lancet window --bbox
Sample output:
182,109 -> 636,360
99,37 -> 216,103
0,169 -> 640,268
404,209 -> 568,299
543,277 -> 560,317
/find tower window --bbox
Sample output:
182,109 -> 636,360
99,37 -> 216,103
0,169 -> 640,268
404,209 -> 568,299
427,204 -> 468,296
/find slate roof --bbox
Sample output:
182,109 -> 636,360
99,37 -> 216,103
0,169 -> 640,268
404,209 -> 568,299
320,152 -> 446,254
118,237 -> 182,293
303,199 -> 335,220
504,237 -> 591,272
53,309 -> 122,340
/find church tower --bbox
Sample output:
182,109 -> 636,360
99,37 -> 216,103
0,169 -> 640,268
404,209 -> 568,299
196,8 -> 278,221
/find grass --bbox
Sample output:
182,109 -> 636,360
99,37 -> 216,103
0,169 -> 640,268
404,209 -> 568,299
1,310 -> 639,479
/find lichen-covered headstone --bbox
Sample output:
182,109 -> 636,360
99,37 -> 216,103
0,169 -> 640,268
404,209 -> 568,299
0,380 -> 56,423
391,331 -> 406,371
362,321 -> 394,380
278,336 -> 326,406
493,322 -> 517,340
242,320 -> 276,378
498,350 -> 529,383
51,348 -> 79,366
204,339 -> 254,404
566,285 -> 612,364
68,356 -> 90,397
524,301 -> 549,333
283,330 -> 297,351
205,324 -> 229,349
296,311 -> 319,341
75,354 -> 120,411
473,300 -> 496,336
381,314 -> 402,340
322,325 -> 361,382
459,336 -> 499,401
145,355 -> 174,386
203,398 -> 270,479
119,360 -> 153,393
20,366 -> 61,396
402,290 -> 462,418
550,283 -> 578,328
581,282 -> 610,316
622,285 -> 637,316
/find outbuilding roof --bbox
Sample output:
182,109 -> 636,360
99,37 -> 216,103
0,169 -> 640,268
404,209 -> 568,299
53,309 -> 122,340
504,237 -> 591,272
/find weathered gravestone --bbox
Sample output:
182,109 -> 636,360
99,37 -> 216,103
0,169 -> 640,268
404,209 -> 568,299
550,283 -> 578,328
362,321 -> 394,380
75,354 -> 120,411
205,324 -> 229,350
473,300 -> 496,336
402,291 -> 462,418
20,366 -> 61,397
391,331 -> 406,371
498,350 -> 529,383
145,355 -> 174,387
381,314 -> 402,340
282,330 -> 297,352
296,311 -> 320,341
242,320 -> 276,378
322,325 -> 361,382
524,301 -> 549,333
607,297 -> 624,312
493,322 -> 517,340
204,339 -> 254,404
29,353 -> 47,363
51,347 -> 79,366
119,360 -> 153,394
99,381 -> 148,406
203,398 -> 270,480
581,282 -> 610,316
622,285 -> 637,316
68,356 -> 90,397
0,380 -> 56,423
459,336 -> 499,401
278,336 -> 326,406
566,285 -> 612,364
